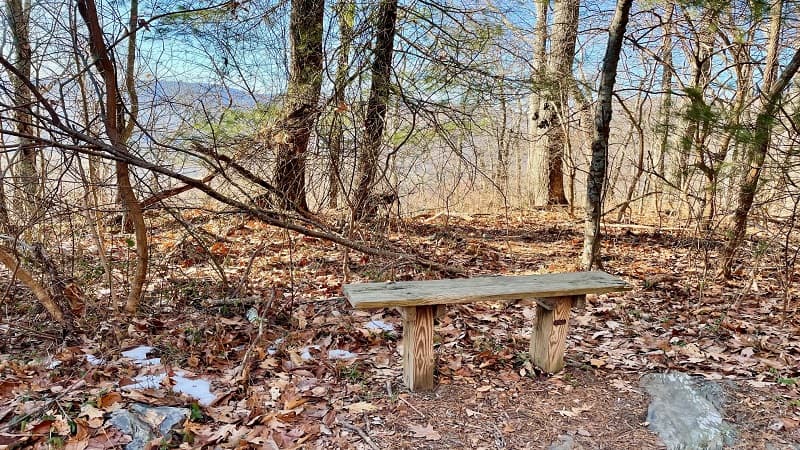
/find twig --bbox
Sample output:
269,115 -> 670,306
399,396 -> 426,419
235,290 -> 275,384
339,420 -> 380,450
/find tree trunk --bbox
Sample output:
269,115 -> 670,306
78,0 -> 149,313
531,0 -> 579,206
655,3 -> 673,216
528,0 -> 549,207
7,0 -> 38,212
721,0 -> 800,278
581,0 -> 632,270
353,0 -> 397,220
274,0 -> 325,212
328,0 -> 354,209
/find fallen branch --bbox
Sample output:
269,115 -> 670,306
141,170 -> 217,209
6,129 -> 465,276
339,420 -> 380,450
0,246 -> 64,323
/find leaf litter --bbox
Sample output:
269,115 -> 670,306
0,211 -> 799,448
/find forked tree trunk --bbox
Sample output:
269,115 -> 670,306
721,0 -> 800,278
78,0 -> 149,313
274,0 -> 325,211
353,0 -> 397,220
328,0 -> 354,209
581,0 -> 632,270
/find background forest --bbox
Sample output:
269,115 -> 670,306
2,0 -> 800,448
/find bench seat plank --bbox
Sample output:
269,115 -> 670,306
344,271 -> 629,309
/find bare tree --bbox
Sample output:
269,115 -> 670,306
720,0 -> 800,278
77,0 -> 149,313
528,0 -> 549,206
6,0 -> 37,213
273,0 -> 325,211
353,0 -> 398,219
530,0 -> 580,206
328,0 -> 355,209
581,0 -> 633,269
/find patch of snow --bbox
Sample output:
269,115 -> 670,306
122,371 -> 216,405
45,358 -> 61,369
328,349 -> 357,360
121,345 -> 161,366
173,372 -> 216,406
123,373 -> 166,390
300,345 -> 321,361
267,338 -> 285,356
86,354 -> 106,366
366,320 -> 395,332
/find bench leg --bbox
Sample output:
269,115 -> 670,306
401,305 -> 435,391
530,296 -> 581,373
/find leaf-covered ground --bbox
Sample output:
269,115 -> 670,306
2,211 -> 799,448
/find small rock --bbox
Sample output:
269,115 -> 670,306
109,403 -> 189,450
547,434 -> 577,450
641,372 -> 736,450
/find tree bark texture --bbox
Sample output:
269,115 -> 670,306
528,0 -> 549,206
531,0 -> 579,206
581,0 -> 632,270
7,0 -> 38,212
274,0 -> 325,211
78,0 -> 149,313
353,0 -> 398,220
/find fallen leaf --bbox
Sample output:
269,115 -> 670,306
408,423 -> 441,441
344,402 -> 377,414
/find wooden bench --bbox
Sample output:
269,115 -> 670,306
343,271 -> 630,391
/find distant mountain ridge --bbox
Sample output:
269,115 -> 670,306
140,79 -> 274,109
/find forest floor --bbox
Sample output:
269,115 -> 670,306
2,210 -> 800,449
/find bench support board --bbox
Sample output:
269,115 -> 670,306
530,295 -> 584,372
402,305 -> 436,391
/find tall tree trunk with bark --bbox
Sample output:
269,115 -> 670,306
274,0 -> 325,211
353,0 -> 397,219
78,0 -> 149,313
581,0 -> 632,270
528,0 -> 549,206
328,0 -> 354,209
7,0 -> 38,212
721,0 -> 800,278
531,0 -> 579,206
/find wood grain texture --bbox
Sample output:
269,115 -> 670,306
402,305 -> 435,391
344,271 -> 628,309
530,296 -> 574,373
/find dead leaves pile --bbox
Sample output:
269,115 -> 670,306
1,211 -> 800,448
